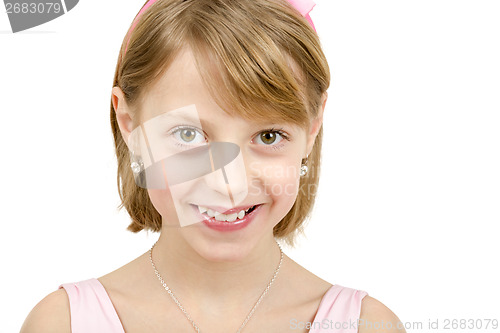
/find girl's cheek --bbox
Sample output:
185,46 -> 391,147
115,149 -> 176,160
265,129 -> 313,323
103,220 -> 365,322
146,158 -> 301,221
147,189 -> 179,225
268,168 -> 301,202
259,164 -> 302,226
248,160 -> 301,201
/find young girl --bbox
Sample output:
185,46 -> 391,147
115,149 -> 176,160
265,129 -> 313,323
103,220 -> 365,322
21,0 -> 405,332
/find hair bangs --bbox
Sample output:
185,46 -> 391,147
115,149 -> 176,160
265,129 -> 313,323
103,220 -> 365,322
185,1 -> 311,128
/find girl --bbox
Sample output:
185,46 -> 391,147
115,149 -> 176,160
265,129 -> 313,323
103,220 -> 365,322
21,0 -> 405,332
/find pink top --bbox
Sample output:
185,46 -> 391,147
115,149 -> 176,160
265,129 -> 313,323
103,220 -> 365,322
59,278 -> 368,332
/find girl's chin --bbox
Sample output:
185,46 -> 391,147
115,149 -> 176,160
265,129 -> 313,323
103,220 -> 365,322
187,241 -> 254,262
159,202 -> 276,259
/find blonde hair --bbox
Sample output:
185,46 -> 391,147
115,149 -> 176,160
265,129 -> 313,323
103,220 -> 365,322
110,0 -> 330,247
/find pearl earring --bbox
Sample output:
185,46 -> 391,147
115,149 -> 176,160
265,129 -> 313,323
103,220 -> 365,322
129,151 -> 144,174
130,161 -> 144,174
300,156 -> 309,177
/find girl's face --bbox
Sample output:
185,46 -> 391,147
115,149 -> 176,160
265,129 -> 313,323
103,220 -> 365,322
114,47 -> 324,261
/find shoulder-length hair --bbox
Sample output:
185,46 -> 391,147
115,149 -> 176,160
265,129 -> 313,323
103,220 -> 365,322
110,0 -> 330,247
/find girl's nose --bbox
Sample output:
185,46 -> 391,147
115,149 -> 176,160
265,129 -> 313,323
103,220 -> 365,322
203,142 -> 249,205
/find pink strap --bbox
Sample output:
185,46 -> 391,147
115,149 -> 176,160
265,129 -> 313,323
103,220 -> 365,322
125,0 -> 317,55
59,279 -> 125,333
309,285 -> 369,333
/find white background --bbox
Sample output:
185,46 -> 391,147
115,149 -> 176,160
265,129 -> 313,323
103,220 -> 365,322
1,0 -> 499,332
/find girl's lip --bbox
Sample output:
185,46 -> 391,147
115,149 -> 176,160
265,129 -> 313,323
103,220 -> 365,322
190,203 -> 263,232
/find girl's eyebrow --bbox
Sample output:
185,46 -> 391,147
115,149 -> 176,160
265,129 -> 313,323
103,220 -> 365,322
166,113 -> 202,124
248,121 -> 299,131
158,112 -> 219,133
149,104 -> 205,125
154,107 -> 294,132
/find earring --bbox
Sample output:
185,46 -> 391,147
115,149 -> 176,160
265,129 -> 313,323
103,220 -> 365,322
131,161 -> 144,174
129,151 -> 144,174
300,156 -> 309,177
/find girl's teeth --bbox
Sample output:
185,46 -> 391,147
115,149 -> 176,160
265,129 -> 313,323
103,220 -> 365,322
225,213 -> 238,222
196,204 -> 253,222
214,213 -> 226,221
207,209 -> 216,218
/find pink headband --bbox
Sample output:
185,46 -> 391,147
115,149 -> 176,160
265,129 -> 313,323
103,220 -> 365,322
124,0 -> 316,55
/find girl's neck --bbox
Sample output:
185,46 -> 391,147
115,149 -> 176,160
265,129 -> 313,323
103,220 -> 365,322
150,227 -> 284,311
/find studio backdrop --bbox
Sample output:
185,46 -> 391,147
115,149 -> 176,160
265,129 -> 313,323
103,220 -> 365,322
1,1 -> 499,332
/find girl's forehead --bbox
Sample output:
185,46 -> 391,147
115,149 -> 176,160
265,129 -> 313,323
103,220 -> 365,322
135,103 -> 305,141
139,86 -> 223,124
146,51 -> 207,98
136,46 -> 310,129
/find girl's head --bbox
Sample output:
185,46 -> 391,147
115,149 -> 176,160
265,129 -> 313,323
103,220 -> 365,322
111,0 -> 330,249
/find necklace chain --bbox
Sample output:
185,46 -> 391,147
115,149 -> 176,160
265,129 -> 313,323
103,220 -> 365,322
149,239 -> 284,333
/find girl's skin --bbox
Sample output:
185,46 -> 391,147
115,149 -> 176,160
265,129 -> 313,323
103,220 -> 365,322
20,46 -> 406,333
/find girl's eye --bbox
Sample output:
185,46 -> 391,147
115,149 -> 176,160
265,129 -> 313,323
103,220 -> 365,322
168,126 -> 290,151
254,128 -> 290,150
170,126 -> 206,147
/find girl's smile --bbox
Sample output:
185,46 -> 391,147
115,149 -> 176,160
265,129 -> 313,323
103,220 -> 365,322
191,202 -> 264,232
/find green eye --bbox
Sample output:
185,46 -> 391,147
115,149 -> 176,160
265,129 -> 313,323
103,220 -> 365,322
171,126 -> 206,147
180,128 -> 197,142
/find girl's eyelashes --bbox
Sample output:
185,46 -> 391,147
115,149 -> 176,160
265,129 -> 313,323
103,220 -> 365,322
167,126 -> 290,151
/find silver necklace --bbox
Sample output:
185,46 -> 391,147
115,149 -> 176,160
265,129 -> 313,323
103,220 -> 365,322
149,239 -> 284,333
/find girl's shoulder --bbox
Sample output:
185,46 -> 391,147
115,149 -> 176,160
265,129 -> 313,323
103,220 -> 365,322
20,252 -> 150,333
358,295 -> 407,333
20,288 -> 71,333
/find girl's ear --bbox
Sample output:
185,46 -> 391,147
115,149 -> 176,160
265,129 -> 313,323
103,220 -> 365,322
305,91 -> 328,157
111,86 -> 134,149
